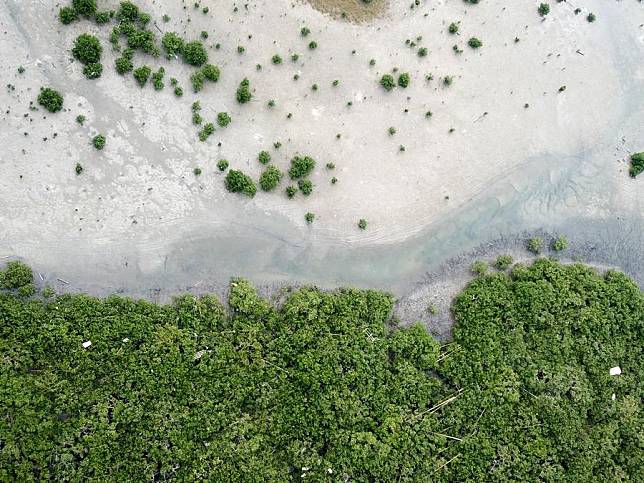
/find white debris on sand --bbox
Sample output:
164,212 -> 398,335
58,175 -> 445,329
609,366 -> 621,376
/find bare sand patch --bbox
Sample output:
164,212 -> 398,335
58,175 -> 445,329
303,0 -> 387,23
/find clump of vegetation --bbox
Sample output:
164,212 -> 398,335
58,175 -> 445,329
468,37 -> 483,48
527,236 -> 544,254
75,162 -> 83,175
300,26 -> 311,36
133,65 -> 151,87
162,32 -> 184,59
258,151 -> 272,165
538,3 -> 550,16
59,6 -> 78,24
225,169 -> 257,197
448,22 -> 459,34
305,212 -> 315,224
494,254 -> 513,270
285,185 -> 297,198
37,87 -> 64,113
308,41 -> 318,50
397,73 -> 410,88
191,101 -> 202,125
418,47 -> 428,57
94,11 -> 111,24
198,123 -> 215,142
182,41 -> 208,66
443,75 -> 454,86
0,261 -> 33,293
190,71 -> 205,92
76,114 -> 86,125
0,259 -> 641,481
72,33 -> 102,65
151,67 -> 165,90
83,62 -> 103,79
553,235 -> 569,251
202,64 -> 220,82
115,56 -> 133,75
236,78 -> 252,103
217,159 -> 229,172
380,74 -> 395,91
297,179 -> 313,196
288,155 -> 315,179
259,166 -> 283,191
587,12 -> 596,23
92,134 -> 106,150
358,218 -> 368,230
629,152 -> 644,178
72,0 -> 97,17
471,260 -> 488,276
217,112 -> 231,128
271,54 -> 282,65
117,1 -> 139,22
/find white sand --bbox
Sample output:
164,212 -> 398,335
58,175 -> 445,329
0,0 -> 642,292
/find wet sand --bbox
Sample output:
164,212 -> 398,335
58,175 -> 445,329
303,0 -> 387,23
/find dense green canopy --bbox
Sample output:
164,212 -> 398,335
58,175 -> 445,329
0,259 -> 641,480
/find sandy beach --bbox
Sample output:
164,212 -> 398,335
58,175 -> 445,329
0,0 -> 641,306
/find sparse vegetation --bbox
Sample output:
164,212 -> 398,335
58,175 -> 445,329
527,236 -> 544,254
133,65 -> 151,87
471,260 -> 488,276
258,151 -> 272,165
494,254 -> 513,270
289,155 -> 315,179
297,179 -> 313,196
629,152 -> 644,178
553,235 -> 569,251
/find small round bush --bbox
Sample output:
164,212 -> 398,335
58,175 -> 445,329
305,212 -> 315,224
225,170 -> 257,198
272,54 -> 282,65
494,255 -> 513,270
418,47 -> 428,57
193,167 -> 202,176
527,236 -> 544,254
259,166 -> 283,191
190,71 -> 205,92
72,0 -> 97,17
289,155 -> 315,179
162,32 -> 184,58
538,3 -> 550,17
468,37 -> 482,49
59,6 -> 78,24
217,112 -> 231,128
75,163 -> 83,175
133,66 -> 151,87
258,151 -> 271,165
183,41 -> 208,66
358,219 -> 368,230
95,11 -> 111,24
587,13 -> 596,23
471,261 -> 488,276
202,64 -> 220,82
37,87 -> 64,113
301,27 -> 311,36
217,159 -> 229,172
380,74 -> 395,91
397,73 -> 410,88
448,22 -> 459,34
72,34 -> 102,65
285,186 -> 297,198
114,57 -> 134,75
308,41 -> 318,50
298,179 -> 313,196
236,78 -> 252,104
552,236 -> 569,251
92,134 -> 106,150
117,1 -> 139,22
83,62 -> 103,79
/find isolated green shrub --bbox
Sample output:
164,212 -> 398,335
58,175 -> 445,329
125,29 -> 157,56
259,166 -> 283,191
92,134 -> 106,150
418,47 -> 428,57
468,37 -> 482,48
397,73 -> 410,88
75,162 -> 83,175
380,74 -> 395,91
190,71 -> 205,92
301,26 -> 311,36
162,32 -> 184,58
37,87 -> 64,113
271,54 -> 282,65
193,167 -> 202,176
305,212 -> 315,224
527,236 -> 544,254
538,3 -> 550,16
133,65 -> 151,87
297,179 -> 313,196
117,1 -> 139,22
553,235 -> 569,251
72,34 -> 102,64
0,261 -> 33,289
198,123 -> 215,142
72,0 -> 97,17
151,67 -> 165,90
471,260 -> 488,276
358,218 -> 368,230
494,254 -> 513,270
82,62 -> 103,79
59,6 -> 78,24
308,41 -> 318,50
115,57 -> 133,74
448,22 -> 459,34
217,159 -> 229,171
258,151 -> 271,165
236,78 -> 252,103
217,112 -> 231,127
76,114 -> 86,125
286,186 -> 297,198
183,41 -> 208,66
629,152 -> 644,178
201,64 -> 220,82
587,12 -> 596,23
225,170 -> 257,197
289,155 -> 315,179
